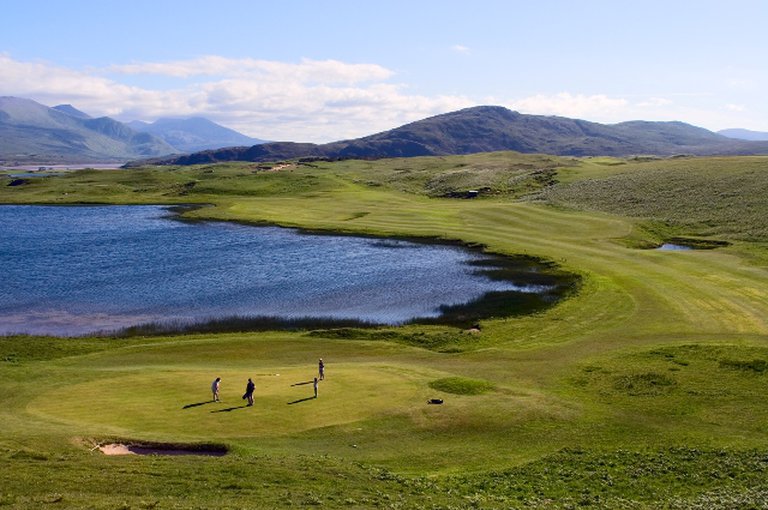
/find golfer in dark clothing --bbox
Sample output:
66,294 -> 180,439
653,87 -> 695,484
243,378 -> 255,406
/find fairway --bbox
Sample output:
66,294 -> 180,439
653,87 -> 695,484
2,153 -> 768,508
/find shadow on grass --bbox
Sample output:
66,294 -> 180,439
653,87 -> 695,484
291,380 -> 313,386
210,405 -> 250,413
287,396 -> 316,405
182,400 -> 215,409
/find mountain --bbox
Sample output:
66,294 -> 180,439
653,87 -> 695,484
143,106 -> 768,166
52,104 -> 91,119
718,128 -> 768,141
0,97 -> 178,164
126,117 -> 267,153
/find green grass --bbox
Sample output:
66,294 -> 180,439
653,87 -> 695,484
543,155 -> 768,243
428,376 -> 496,395
2,152 -> 768,508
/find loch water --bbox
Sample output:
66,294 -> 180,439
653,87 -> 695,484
0,205 -> 551,336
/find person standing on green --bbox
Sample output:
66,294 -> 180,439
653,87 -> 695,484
211,377 -> 221,402
313,377 -> 318,398
318,358 -> 325,380
243,378 -> 255,406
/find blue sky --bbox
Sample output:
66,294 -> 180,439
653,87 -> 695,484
2,0 -> 766,142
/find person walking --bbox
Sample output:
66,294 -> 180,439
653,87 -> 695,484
211,377 -> 221,402
318,358 -> 325,380
313,377 -> 318,398
243,378 -> 255,406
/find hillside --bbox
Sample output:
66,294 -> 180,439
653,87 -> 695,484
0,96 -> 178,164
142,106 -> 768,165
127,117 -> 267,152
52,103 -> 91,119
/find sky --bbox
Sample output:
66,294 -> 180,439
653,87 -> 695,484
1,0 -> 766,142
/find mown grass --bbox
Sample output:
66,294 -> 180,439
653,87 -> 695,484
2,152 -> 768,508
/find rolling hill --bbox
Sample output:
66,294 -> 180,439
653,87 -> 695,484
0,97 -> 178,164
147,106 -> 768,165
718,128 -> 768,141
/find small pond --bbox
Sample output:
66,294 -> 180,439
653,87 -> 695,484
0,205 -> 573,336
657,243 -> 693,251
655,238 -> 729,251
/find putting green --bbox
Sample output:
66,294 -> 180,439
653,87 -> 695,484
27,364 -> 436,437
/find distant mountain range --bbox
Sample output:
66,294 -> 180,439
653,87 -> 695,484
718,128 -> 768,142
0,96 -> 266,164
4,97 -> 768,166
144,106 -> 768,166
126,117 -> 267,153
0,97 -> 177,163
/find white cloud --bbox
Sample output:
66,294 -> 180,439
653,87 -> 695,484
637,97 -> 672,108
0,54 -> 473,142
0,53 -> 141,107
509,93 -> 628,120
108,56 -> 394,84
2,53 -> 763,142
451,45 -> 471,55
504,91 -> 768,132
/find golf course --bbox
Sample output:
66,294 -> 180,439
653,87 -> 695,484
2,152 -> 768,508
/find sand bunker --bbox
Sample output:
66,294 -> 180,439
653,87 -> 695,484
98,443 -> 226,457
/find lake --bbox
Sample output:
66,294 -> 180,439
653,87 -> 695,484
0,205 -> 564,336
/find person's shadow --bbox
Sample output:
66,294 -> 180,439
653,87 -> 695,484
182,400 -> 214,409
291,380 -> 313,387
210,405 -> 249,413
287,396 -> 316,405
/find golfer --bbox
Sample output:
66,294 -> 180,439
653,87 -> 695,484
243,378 -> 255,406
211,377 -> 221,402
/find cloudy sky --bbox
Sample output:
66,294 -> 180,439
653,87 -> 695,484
2,0 -> 766,142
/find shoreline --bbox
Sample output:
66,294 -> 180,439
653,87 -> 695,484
0,203 -> 579,338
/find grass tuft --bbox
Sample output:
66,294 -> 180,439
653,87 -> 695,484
612,372 -> 677,396
719,359 -> 768,373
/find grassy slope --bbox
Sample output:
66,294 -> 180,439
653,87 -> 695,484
547,155 -> 768,243
2,153 -> 768,508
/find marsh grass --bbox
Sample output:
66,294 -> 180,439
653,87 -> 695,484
104,315 -> 379,337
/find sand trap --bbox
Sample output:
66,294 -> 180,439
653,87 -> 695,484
98,443 -> 227,456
